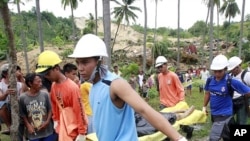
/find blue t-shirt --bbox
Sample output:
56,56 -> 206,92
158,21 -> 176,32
205,74 -> 250,116
90,71 -> 138,141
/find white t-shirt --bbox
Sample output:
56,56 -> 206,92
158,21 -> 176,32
232,71 -> 250,99
137,74 -> 144,87
0,79 -> 22,103
200,70 -> 210,82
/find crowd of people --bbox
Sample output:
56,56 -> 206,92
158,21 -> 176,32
0,34 -> 188,141
1,33 -> 250,141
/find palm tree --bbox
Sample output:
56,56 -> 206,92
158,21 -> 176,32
95,0 -> 98,35
209,0 -> 215,66
201,0 -> 220,64
111,0 -> 141,53
220,0 -> 240,52
200,0 -> 211,65
152,0 -> 162,67
0,2 -> 19,140
214,0 -> 220,39
103,0 -> 112,69
177,0 -> 180,67
61,0 -> 83,45
83,13 -> 96,34
143,0 -> 147,72
35,0 -> 44,52
14,0 -> 30,73
239,0 -> 245,57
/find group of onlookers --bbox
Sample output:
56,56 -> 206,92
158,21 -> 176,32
7,35 -> 250,141
0,34 -> 188,141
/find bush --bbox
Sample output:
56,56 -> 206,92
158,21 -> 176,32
148,87 -> 158,99
120,63 -> 139,79
60,48 -> 73,59
51,36 -> 65,46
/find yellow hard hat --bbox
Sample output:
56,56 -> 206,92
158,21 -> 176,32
35,50 -> 62,73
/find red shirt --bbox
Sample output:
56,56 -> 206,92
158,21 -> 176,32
158,71 -> 185,107
50,78 -> 88,135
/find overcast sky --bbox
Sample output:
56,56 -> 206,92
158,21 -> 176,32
8,0 -> 250,30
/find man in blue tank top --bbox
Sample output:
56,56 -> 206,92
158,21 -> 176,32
68,34 -> 187,141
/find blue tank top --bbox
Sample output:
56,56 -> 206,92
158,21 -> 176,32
90,71 -> 138,141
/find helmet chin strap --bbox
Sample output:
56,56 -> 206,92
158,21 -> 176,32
87,56 -> 102,83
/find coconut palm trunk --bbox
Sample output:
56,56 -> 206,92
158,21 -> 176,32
201,4 -> 210,65
225,16 -> 231,53
0,2 -> 19,140
103,0 -> 112,69
36,0 -> 44,52
143,0 -> 147,72
152,0 -> 158,67
70,2 -> 76,46
177,0 -> 180,67
95,0 -> 98,35
111,15 -> 123,54
216,3 -> 220,54
239,0 -> 245,57
209,0 -> 215,66
17,1 -> 29,73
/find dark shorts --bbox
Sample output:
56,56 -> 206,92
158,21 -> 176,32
186,85 -> 192,89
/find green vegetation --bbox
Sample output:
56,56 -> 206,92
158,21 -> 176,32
0,10 -> 76,60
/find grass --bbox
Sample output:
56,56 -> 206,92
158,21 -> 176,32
0,124 -> 10,141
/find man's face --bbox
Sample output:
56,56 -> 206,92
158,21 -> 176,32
157,63 -> 167,73
114,66 -> 118,72
213,69 -> 225,79
76,57 -> 97,81
65,70 -> 78,81
31,76 -> 43,90
230,66 -> 239,76
44,68 -> 58,82
15,69 -> 23,79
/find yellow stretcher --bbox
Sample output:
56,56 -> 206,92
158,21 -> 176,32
86,101 -> 207,141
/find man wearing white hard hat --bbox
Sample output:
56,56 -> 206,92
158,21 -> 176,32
228,56 -> 250,125
203,54 -> 250,140
0,63 -> 24,135
155,56 -> 185,109
69,34 -> 187,141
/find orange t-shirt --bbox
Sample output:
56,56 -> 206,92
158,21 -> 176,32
158,71 -> 185,107
50,78 -> 88,135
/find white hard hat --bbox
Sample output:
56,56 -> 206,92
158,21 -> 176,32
210,54 -> 229,70
68,34 -> 108,58
228,56 -> 242,71
0,63 -> 9,72
155,56 -> 167,67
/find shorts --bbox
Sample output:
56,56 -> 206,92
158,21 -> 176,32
186,85 -> 192,90
0,101 -> 7,109
0,102 -> 10,111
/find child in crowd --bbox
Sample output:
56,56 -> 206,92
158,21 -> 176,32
142,78 -> 149,101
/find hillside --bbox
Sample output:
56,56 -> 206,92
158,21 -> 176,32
75,17 -> 144,52
0,16 -> 238,74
